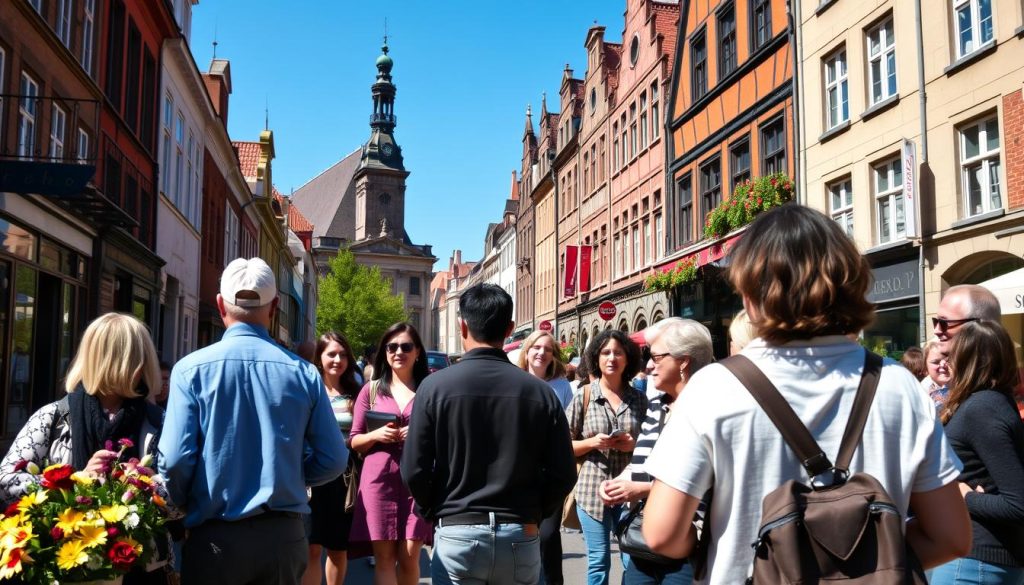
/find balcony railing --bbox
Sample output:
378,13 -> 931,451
369,112 -> 397,125
0,93 -> 100,163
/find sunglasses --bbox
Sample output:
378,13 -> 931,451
385,342 -> 416,354
931,317 -> 979,332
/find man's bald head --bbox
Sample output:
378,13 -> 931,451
933,284 -> 1001,343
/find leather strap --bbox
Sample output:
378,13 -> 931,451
720,351 -> 882,478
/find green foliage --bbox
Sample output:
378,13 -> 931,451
644,257 -> 699,292
857,336 -> 891,358
316,250 -> 408,353
703,172 -> 795,239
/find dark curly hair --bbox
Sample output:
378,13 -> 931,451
727,204 -> 874,344
584,329 -> 643,387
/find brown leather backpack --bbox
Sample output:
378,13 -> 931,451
721,351 -> 926,584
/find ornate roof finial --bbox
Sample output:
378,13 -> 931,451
264,95 -> 269,130
212,23 -> 219,58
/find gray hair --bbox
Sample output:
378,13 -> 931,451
645,317 -> 714,374
223,300 -> 272,322
945,284 -> 1001,321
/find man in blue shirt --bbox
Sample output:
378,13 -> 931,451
159,257 -> 347,585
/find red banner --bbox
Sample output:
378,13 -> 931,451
579,245 -> 592,293
564,245 -> 578,297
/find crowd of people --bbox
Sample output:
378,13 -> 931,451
0,203 -> 1022,585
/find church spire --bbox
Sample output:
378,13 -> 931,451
370,38 -> 396,132
359,37 -> 404,173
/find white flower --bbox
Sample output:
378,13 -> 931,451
128,504 -> 138,513
125,513 -> 140,529
138,454 -> 154,468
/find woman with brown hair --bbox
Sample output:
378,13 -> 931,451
567,328 -> 647,585
641,204 -> 970,583
931,320 -> 1024,584
349,323 -> 432,585
302,332 -> 362,585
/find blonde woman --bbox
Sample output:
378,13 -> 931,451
517,329 -> 572,585
728,309 -> 756,355
517,330 -> 573,409
0,312 -> 170,583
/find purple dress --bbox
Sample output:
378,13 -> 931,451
348,382 -> 432,544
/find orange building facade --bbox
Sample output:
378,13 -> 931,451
663,0 -> 795,355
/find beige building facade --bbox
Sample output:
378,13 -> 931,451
799,0 -> 1024,352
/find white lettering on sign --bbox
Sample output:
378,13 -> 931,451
872,270 -> 916,296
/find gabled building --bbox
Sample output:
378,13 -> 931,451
157,1 -> 205,362
532,95 -> 560,333
515,107 -> 539,339
661,0 -> 793,356
291,41 -> 435,339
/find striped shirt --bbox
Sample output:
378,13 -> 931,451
622,392 -> 673,481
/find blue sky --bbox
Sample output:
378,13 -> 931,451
189,2 -> 626,271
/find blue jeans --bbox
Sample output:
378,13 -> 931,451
578,504 -> 622,585
930,558 -> 1024,585
622,553 -> 694,585
431,514 -> 541,585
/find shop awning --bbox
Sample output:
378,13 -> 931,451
978,267 -> 1024,315
630,329 -> 647,346
652,230 -> 745,275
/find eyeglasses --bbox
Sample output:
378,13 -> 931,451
931,317 -> 979,332
385,342 -> 415,354
650,352 -> 672,364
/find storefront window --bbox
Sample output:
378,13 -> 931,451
8,265 -> 36,435
862,304 -> 920,360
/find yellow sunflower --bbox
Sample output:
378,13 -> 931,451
98,504 -> 128,523
75,523 -> 108,549
56,540 -> 90,570
16,490 -> 47,511
55,508 -> 86,534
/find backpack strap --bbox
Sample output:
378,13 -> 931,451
720,350 -> 882,481
834,351 -> 883,471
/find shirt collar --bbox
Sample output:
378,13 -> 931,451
223,322 -> 272,341
461,347 -> 510,361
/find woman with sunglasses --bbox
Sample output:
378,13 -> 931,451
302,332 -> 361,585
930,320 -> 1024,585
349,323 -> 433,585
567,328 -> 647,585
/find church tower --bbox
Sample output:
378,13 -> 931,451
354,39 -> 410,242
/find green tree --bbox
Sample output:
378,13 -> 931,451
316,249 -> 408,354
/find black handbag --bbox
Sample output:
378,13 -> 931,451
615,499 -> 685,567
613,401 -> 686,568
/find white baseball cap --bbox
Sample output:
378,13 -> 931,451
220,257 -> 277,307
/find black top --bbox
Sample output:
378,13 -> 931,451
400,347 -> 577,523
944,389 -> 1024,566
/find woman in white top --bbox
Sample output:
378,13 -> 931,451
641,204 -> 971,584
518,329 -> 573,585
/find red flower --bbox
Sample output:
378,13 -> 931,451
3,502 -> 18,517
51,526 -> 64,540
107,526 -> 119,537
13,460 -> 28,472
40,464 -> 74,490
5,548 -> 22,569
108,540 -> 139,571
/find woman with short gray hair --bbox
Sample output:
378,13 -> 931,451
599,317 -> 713,584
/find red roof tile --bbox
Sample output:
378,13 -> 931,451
233,141 -> 262,178
288,202 -> 314,233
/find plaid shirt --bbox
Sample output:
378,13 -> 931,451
566,381 -> 648,521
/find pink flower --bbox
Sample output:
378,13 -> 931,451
51,526 -> 64,540
118,438 -> 135,450
107,526 -> 119,537
75,495 -> 93,505
13,460 -> 28,473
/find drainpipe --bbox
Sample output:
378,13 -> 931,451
787,0 -> 804,203
915,0 -> 929,343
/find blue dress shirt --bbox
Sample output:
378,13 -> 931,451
158,322 -> 347,528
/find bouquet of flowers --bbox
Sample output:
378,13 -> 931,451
0,439 -> 169,583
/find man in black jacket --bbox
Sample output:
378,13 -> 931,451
401,283 -> 576,585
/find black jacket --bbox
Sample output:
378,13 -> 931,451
945,389 -> 1024,566
400,347 -> 576,523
